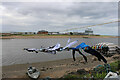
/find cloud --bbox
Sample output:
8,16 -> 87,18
1,2 -> 118,35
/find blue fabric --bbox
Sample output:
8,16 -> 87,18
71,48 -> 76,50
75,42 -> 89,49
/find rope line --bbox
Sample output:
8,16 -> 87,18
60,20 -> 120,32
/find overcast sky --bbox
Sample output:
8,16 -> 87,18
1,2 -> 119,35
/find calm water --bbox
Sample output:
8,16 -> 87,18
2,38 -> 118,66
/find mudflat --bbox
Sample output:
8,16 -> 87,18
2,54 -> 120,78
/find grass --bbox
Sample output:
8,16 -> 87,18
64,60 -> 120,79
110,60 -> 120,72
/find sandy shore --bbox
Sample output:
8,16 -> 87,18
0,35 -> 118,39
2,54 -> 120,79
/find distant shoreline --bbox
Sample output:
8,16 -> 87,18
0,35 -> 119,39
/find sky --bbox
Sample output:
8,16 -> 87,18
0,2 -> 119,35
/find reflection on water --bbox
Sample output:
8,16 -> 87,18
2,38 -> 118,66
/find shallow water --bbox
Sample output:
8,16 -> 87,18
2,38 -> 118,66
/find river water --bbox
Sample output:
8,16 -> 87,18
2,38 -> 118,66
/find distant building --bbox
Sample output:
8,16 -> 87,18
1,33 -> 11,36
70,32 -> 87,35
85,28 -> 93,35
11,32 -> 22,35
22,32 -> 36,35
48,32 -> 59,35
11,32 -> 36,35
37,30 -> 48,34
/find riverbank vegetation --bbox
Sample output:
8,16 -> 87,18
64,60 -> 120,79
